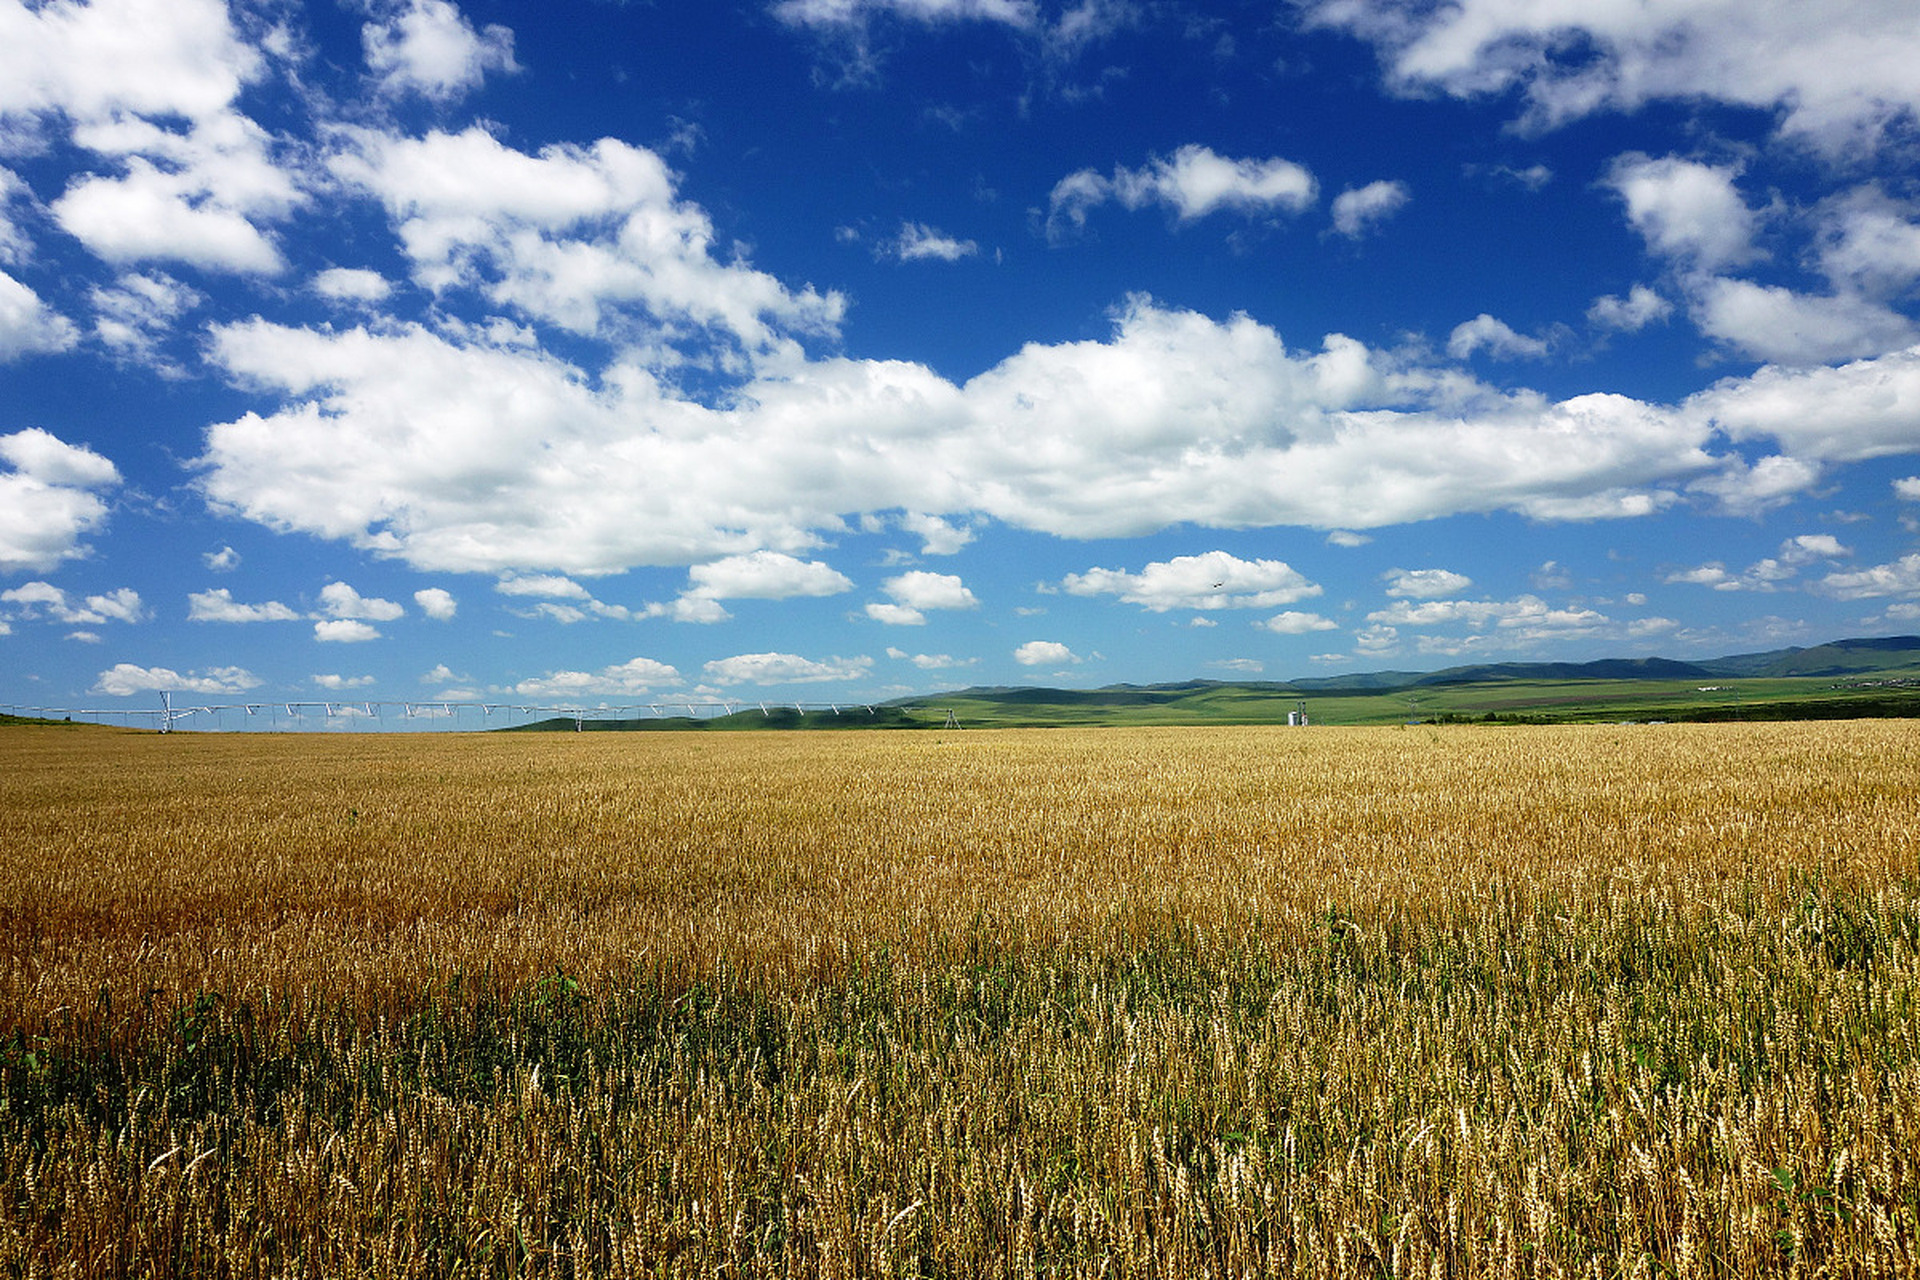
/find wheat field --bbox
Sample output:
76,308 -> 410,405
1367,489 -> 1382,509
2,721 -> 1917,1277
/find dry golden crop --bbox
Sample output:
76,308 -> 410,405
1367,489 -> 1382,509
2,721 -> 1918,1277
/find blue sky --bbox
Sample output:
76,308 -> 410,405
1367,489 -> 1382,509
5,0 -> 1920,716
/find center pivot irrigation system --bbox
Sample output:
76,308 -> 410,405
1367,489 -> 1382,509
2,692 -> 924,733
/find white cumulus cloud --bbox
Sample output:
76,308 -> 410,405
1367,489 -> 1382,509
314,267 -> 392,304
883,570 -> 978,610
1690,278 -> 1919,365
1367,595 -> 1608,636
3,582 -> 143,624
93,662 -> 260,696
1063,551 -> 1320,612
414,587 -> 457,620
773,0 -> 1038,28
515,656 -> 683,698
0,428 -> 120,574
318,581 -> 404,621
687,552 -> 854,601
362,0 -> 517,102
1048,145 -> 1316,239
1013,639 -> 1079,667
1384,567 -> 1472,599
1816,553 -> 1920,600
194,297 -> 1752,578
1255,611 -> 1338,634
328,126 -> 843,360
315,618 -> 382,643
1588,285 -> 1672,332
890,222 -> 978,262
1330,180 -> 1409,238
1305,0 -> 1920,153
1447,313 -> 1549,361
702,652 -> 873,685
0,270 -> 79,360
865,572 -> 978,625
1604,155 -> 1760,272
188,588 -> 299,623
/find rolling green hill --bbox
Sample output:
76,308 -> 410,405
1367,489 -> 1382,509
507,635 -> 1920,730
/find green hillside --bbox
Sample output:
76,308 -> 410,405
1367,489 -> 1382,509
490,634 -> 1920,731
885,635 -> 1920,729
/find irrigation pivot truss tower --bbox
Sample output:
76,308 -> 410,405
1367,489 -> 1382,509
2,692 -> 896,733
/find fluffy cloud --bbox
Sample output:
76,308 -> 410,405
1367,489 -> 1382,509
645,553 -> 854,624
687,552 -> 854,601
886,647 -> 976,670
496,574 -> 592,599
1816,554 -> 1920,600
1782,534 -> 1850,563
315,619 -> 381,643
864,570 -> 978,627
889,222 -> 978,262
1588,285 -> 1672,333
1814,190 -> 1920,299
2,581 -> 143,624
514,656 -> 683,698
188,588 -> 299,622
314,268 -> 392,304
1329,180 -> 1409,238
88,271 -> 201,369
314,674 -> 376,690
900,512 -> 974,555
1048,145 -> 1316,239
0,270 -> 79,360
1666,537 -> 1847,592
1690,279 -> 1919,365
1384,568 -> 1471,599
1064,552 -> 1320,613
702,652 -> 873,685
329,127 -> 843,359
770,0 -> 1137,60
93,662 -> 259,696
643,597 -> 729,625
1684,346 -> 1920,464
1013,640 -> 1079,666
1896,477 -> 1920,501
773,0 -> 1038,28
1367,595 -> 1607,636
1667,559 -> 1791,593
0,0 -> 263,126
53,157 -> 287,274
1306,0 -> 1920,152
414,587 -> 457,620
1255,611 -> 1338,634
196,298 -> 1759,575
1447,314 -> 1549,361
1604,155 -> 1759,272
1,0 -> 308,284
362,0 -> 517,102
865,571 -> 978,625
1686,453 -> 1824,517
318,581 -> 404,621
0,428 -> 120,574
864,602 -> 925,626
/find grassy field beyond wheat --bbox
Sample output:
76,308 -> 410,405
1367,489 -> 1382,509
3,722 -> 1918,1277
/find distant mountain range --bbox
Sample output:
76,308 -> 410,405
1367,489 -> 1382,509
924,635 -> 1920,703
504,635 -> 1920,730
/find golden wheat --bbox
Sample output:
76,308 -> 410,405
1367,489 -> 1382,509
2,722 -> 1917,1276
